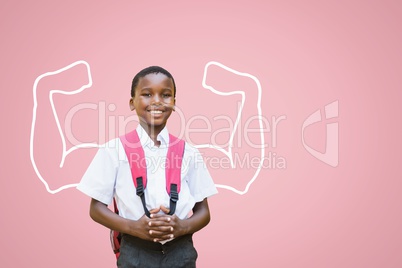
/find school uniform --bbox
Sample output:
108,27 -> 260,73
77,125 -> 218,267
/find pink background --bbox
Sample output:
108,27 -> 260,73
1,0 -> 402,267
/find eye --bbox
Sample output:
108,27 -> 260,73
162,93 -> 172,98
142,93 -> 151,97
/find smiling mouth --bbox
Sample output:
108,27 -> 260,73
149,110 -> 163,114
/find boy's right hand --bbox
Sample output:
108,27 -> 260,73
128,214 -> 154,241
89,199 -> 172,242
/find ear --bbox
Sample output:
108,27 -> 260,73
172,98 -> 176,111
129,97 -> 135,111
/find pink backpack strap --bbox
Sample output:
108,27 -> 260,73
119,129 -> 185,216
120,129 -> 149,216
166,134 -> 185,194
120,129 -> 147,188
165,134 -> 185,215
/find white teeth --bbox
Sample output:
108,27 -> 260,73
150,110 -> 162,114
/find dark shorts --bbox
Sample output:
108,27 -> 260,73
117,233 -> 198,268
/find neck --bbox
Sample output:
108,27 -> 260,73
140,122 -> 165,146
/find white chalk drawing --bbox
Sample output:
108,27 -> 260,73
197,62 -> 265,195
30,60 -> 99,194
30,60 -> 265,195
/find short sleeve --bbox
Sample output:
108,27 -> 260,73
184,145 -> 218,202
76,140 -> 119,205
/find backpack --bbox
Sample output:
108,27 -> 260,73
110,129 -> 185,259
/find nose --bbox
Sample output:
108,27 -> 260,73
151,94 -> 161,105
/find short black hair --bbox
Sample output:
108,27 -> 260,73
131,66 -> 176,98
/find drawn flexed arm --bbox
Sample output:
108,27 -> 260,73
30,61 -> 98,194
195,61 -> 265,195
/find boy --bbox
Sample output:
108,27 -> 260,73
77,66 -> 218,268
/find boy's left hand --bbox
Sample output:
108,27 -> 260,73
148,205 -> 188,242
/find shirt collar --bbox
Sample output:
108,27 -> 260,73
136,124 -> 169,148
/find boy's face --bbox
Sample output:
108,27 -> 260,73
130,73 -> 175,131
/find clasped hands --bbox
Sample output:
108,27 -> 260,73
137,205 -> 186,243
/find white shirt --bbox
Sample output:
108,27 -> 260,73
77,125 -> 218,220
